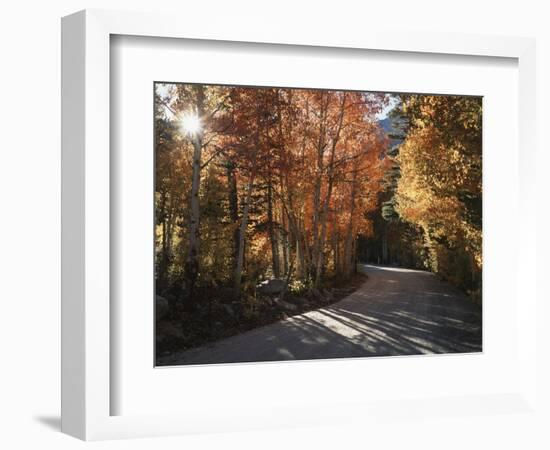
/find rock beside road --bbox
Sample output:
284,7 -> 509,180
257,278 -> 286,295
273,297 -> 298,312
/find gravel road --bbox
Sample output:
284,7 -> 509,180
157,264 -> 482,366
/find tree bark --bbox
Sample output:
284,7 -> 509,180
234,96 -> 261,296
344,166 -> 358,276
311,94 -> 329,279
233,159 -> 257,295
281,207 -> 289,276
332,228 -> 340,275
314,93 -> 347,287
158,186 -> 176,292
185,85 -> 205,303
226,158 -> 239,275
382,222 -> 388,265
267,177 -> 281,278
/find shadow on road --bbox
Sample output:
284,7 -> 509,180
157,264 -> 482,366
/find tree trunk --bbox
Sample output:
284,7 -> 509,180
344,231 -> 354,276
311,94 -> 328,279
314,180 -> 333,287
157,188 -> 168,292
282,213 -> 290,276
234,97 -> 261,296
353,237 -> 358,274
382,222 -> 388,265
332,229 -> 339,275
234,162 -> 257,295
344,167 -> 358,276
158,187 -> 175,293
314,94 -> 346,287
267,178 -> 281,278
296,236 -> 304,279
226,159 -> 239,275
185,85 -> 205,303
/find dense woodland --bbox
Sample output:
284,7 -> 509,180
155,84 -> 482,351
360,94 -> 482,300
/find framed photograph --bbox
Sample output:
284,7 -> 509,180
152,82 -> 483,367
61,9 -> 537,440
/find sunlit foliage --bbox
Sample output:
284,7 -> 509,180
395,95 -> 482,299
155,85 -> 482,307
155,84 -> 389,304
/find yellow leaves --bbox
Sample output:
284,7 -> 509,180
395,95 -> 482,278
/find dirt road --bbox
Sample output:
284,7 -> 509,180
157,265 -> 482,366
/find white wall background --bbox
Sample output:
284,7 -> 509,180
0,1 -> 547,449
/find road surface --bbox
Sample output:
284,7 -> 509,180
157,265 -> 482,366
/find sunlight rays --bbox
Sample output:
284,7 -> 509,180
180,112 -> 202,136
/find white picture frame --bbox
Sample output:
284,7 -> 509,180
61,9 -> 537,441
